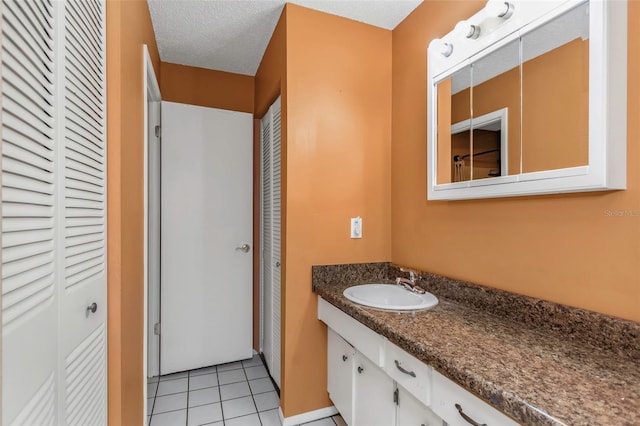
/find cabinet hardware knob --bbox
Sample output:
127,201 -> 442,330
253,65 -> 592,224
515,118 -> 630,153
86,302 -> 98,315
394,360 -> 416,377
357,366 -> 364,374
455,403 -> 487,426
275,261 -> 281,267
342,355 -> 348,362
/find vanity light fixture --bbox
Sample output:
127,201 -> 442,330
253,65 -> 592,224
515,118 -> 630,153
439,41 -> 454,57
455,20 -> 481,39
485,0 -> 515,19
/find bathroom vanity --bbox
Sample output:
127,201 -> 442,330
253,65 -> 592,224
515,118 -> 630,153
319,298 -> 518,426
313,262 -> 640,425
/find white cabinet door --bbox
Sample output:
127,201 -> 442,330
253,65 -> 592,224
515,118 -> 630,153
328,329 -> 355,425
161,102 -> 253,374
354,352 -> 396,426
397,386 -> 444,426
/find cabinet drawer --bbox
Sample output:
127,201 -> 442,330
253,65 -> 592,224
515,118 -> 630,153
318,297 -> 385,366
384,341 -> 431,407
432,370 -> 519,426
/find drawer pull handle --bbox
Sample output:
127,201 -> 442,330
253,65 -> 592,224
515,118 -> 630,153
394,360 -> 416,377
455,403 -> 487,426
342,355 -> 348,362
357,366 -> 364,374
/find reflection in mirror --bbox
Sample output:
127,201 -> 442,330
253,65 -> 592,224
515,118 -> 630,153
470,40 -> 520,179
436,65 -> 471,184
521,2 -> 589,173
452,109 -> 507,181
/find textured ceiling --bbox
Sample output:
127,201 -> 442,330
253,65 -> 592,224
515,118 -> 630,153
148,0 -> 423,76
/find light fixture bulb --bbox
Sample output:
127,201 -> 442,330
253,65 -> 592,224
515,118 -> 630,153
486,0 -> 515,19
455,21 -> 481,39
440,41 -> 454,57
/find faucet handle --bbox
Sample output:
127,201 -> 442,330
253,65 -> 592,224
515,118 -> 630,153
400,267 -> 421,281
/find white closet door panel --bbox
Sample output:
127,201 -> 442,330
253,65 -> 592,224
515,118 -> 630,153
271,98 -> 281,387
1,0 -> 58,424
12,373 -> 56,426
2,0 -> 107,422
64,324 -> 106,426
261,97 -> 281,387
60,0 -> 107,424
261,107 -> 273,371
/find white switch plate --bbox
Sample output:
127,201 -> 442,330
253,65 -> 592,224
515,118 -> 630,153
350,217 -> 362,239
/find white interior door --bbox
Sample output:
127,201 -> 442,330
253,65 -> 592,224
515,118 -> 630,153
260,97 -> 281,387
161,101 -> 253,374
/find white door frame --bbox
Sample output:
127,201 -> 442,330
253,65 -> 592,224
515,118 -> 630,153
143,44 -> 161,418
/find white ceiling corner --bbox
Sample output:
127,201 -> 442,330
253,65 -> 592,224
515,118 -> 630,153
148,0 -> 423,76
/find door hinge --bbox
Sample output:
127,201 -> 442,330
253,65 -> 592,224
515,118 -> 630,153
155,125 -> 161,138
393,388 -> 399,405
154,323 -> 161,335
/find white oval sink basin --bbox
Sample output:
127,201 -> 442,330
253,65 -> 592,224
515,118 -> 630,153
343,284 -> 438,311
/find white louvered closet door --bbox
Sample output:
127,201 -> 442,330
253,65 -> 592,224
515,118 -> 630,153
59,0 -> 107,425
1,0 -> 58,424
261,97 -> 281,388
1,0 -> 107,425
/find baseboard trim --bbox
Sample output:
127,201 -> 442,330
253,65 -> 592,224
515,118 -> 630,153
279,406 -> 339,426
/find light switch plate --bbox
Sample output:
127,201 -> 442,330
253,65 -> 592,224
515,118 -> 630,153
350,217 -> 362,239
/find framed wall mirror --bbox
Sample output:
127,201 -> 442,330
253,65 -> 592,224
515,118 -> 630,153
427,0 -> 627,200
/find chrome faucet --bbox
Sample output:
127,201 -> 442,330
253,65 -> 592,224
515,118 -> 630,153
396,268 -> 426,294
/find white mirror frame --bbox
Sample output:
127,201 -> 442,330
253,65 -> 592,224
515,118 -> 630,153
427,0 -> 627,200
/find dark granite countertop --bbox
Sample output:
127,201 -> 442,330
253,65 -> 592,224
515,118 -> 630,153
313,263 -> 640,426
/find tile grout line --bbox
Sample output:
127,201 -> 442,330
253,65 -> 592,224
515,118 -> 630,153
151,376 -> 160,424
242,357 -> 263,426
217,365 -> 226,425
186,370 -> 191,426
154,386 -> 274,415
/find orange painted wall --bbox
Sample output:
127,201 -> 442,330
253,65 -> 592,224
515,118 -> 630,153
391,0 -> 640,322
106,0 -> 160,424
283,4 -> 392,417
160,62 -> 254,113
255,9 -> 287,118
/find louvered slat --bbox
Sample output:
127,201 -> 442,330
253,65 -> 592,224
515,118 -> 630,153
261,105 -> 272,363
2,0 -> 56,327
260,97 -> 282,387
271,100 -> 282,387
63,0 -> 105,291
10,373 -> 56,426
64,324 -> 107,425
